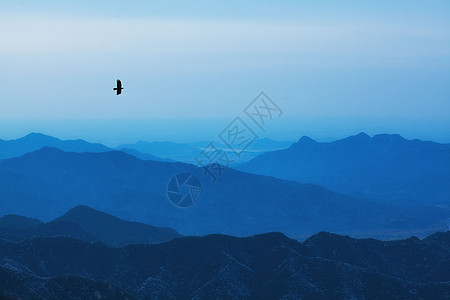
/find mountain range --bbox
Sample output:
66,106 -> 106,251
0,205 -> 180,247
116,140 -> 201,163
116,138 -> 293,164
0,146 -> 448,239
0,133 -> 292,165
239,132 -> 450,206
0,265 -> 133,300
0,133 -> 110,159
0,230 -> 448,299
0,132 -> 166,162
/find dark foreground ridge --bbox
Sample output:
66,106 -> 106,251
0,230 -> 448,299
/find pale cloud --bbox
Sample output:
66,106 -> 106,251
1,16 -> 448,58
0,15 -> 448,122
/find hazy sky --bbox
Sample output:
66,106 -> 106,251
0,1 -> 449,143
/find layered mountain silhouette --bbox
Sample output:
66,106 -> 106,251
116,140 -> 200,163
0,133 -> 110,159
188,138 -> 293,152
0,206 -> 180,247
117,138 -> 292,164
0,133 -> 290,165
55,205 -> 181,246
0,216 -> 100,244
239,133 -> 450,205
0,132 -> 166,162
0,147 -> 448,239
118,148 -> 173,162
0,231 -> 448,299
0,214 -> 42,229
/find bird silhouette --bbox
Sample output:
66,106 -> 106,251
113,79 -> 123,95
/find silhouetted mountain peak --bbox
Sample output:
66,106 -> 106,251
21,133 -> 100,146
56,205 -> 181,246
304,231 -> 354,245
239,132 -> 450,207
373,133 -> 405,142
297,135 -> 317,144
0,133 -> 121,160
247,231 -> 291,243
23,132 -> 55,139
356,132 -> 370,138
290,136 -> 318,150
22,146 -> 68,158
339,132 -> 371,143
294,132 -> 410,148
13,132 -> 60,145
423,231 -> 450,254
425,231 -> 450,242
341,133 -> 407,144
61,205 -> 119,222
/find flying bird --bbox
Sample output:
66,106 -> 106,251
113,79 -> 123,95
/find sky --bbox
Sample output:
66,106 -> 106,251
0,0 -> 449,144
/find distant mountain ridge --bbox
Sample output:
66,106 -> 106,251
0,132 -> 109,159
116,140 -> 199,163
0,132 -> 166,162
55,205 -> 181,246
0,214 -> 42,229
116,138 -> 293,164
0,146 -> 448,239
0,133 -> 292,164
0,205 -> 181,247
239,132 -> 450,205
0,231 -> 448,299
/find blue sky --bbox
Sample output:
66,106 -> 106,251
0,1 -> 449,143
